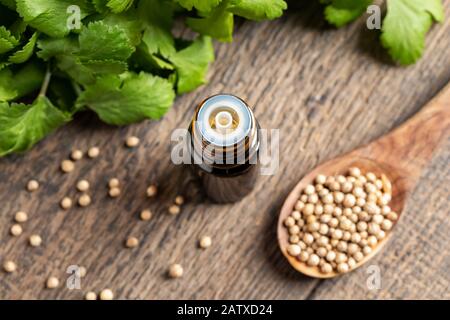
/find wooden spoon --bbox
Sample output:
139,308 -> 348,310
278,83 -> 450,278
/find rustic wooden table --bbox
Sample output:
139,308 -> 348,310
1,2 -> 449,300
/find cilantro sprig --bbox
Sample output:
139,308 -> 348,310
0,0 -> 287,156
322,0 -> 445,65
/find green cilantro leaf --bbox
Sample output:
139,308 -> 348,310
16,0 -> 94,38
78,21 -> 135,61
187,2 -> 234,42
0,62 -> 45,102
9,32 -> 38,64
0,96 -> 71,156
381,0 -> 444,65
169,36 -> 214,94
37,21 -> 134,85
175,0 -> 222,13
0,0 -> 15,10
92,0 -> 135,13
138,0 -> 176,57
227,0 -> 287,21
0,68 -> 17,101
324,0 -> 372,27
0,26 -> 19,54
76,72 -> 175,125
102,12 -> 143,46
106,0 -> 135,13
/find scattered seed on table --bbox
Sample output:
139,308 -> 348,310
79,266 -> 87,278
76,180 -> 90,192
108,178 -> 119,189
99,289 -> 114,300
109,188 -> 121,198
27,180 -> 39,192
199,236 -> 212,249
126,136 -> 140,148
140,209 -> 152,221
60,197 -> 73,210
71,149 -> 83,161
10,224 -> 22,236
168,205 -> 180,215
174,195 -> 184,206
61,160 -> 75,173
15,211 -> 28,223
125,236 -> 139,248
78,194 -> 91,207
168,264 -> 183,278
87,147 -> 100,158
3,260 -> 16,273
46,276 -> 59,289
146,185 -> 158,197
29,234 -> 42,247
85,291 -> 97,300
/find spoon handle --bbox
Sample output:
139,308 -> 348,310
356,82 -> 450,188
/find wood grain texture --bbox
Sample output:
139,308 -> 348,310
1,1 -> 449,299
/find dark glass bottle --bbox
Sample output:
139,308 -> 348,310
188,94 -> 260,203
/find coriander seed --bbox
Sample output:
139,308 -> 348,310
175,195 -> 184,206
109,187 -> 121,198
3,260 -> 16,273
140,209 -> 152,221
27,180 -> 39,192
46,276 -> 59,289
10,224 -> 22,236
85,291 -> 97,300
126,136 -> 140,147
287,244 -> 301,256
169,264 -> 183,278
146,184 -> 158,197
99,289 -> 114,300
15,211 -> 28,223
61,160 -> 75,173
199,236 -> 212,249
125,236 -> 139,248
71,149 -> 83,161
60,197 -> 72,210
78,194 -> 91,207
108,178 -> 120,189
76,180 -> 90,192
168,205 -> 180,215
87,147 -> 100,158
29,234 -> 42,247
79,266 -> 87,278
307,254 -> 320,266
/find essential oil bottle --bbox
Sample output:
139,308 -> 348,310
188,94 -> 260,203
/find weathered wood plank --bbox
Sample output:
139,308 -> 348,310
0,1 -> 449,299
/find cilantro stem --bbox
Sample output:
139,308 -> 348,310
39,66 -> 51,97
71,81 -> 82,96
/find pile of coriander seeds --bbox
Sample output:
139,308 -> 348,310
283,167 -> 398,275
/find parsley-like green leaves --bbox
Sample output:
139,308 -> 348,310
0,96 -> 71,156
381,0 -> 444,65
227,0 -> 288,21
76,72 -> 175,125
321,0 -> 445,65
324,0 -> 373,27
16,0 -> 94,38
